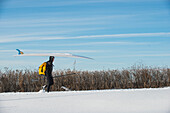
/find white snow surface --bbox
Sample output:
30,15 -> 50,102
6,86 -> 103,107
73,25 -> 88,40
0,87 -> 170,113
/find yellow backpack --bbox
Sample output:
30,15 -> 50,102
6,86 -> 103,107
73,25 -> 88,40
39,62 -> 47,76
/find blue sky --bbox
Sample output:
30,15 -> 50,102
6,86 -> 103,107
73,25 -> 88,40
0,0 -> 170,71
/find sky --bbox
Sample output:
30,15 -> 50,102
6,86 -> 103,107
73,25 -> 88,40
0,0 -> 170,71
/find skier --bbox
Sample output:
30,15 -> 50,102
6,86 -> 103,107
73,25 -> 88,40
43,56 -> 55,92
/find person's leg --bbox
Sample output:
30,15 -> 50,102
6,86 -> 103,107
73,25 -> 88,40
47,76 -> 54,92
47,84 -> 51,92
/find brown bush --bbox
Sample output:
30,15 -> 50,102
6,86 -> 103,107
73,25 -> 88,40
0,66 -> 169,92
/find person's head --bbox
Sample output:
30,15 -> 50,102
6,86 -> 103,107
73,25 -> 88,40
49,56 -> 55,62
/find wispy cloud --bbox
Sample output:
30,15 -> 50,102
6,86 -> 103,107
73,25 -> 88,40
0,60 -> 38,68
64,32 -> 170,39
0,20 -> 107,28
0,37 -> 41,43
0,15 -> 127,24
54,41 -> 158,46
41,32 -> 170,41
92,61 -> 124,65
1,27 -> 104,39
13,41 -> 158,48
111,54 -> 170,57
0,15 -> 131,28
93,53 -> 170,59
0,50 -> 15,53
0,49 -> 102,53
4,0 -> 114,8
4,0 -> 162,8
22,49 -> 102,53
128,54 -> 170,57
0,32 -> 169,43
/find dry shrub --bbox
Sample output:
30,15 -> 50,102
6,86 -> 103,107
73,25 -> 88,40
0,66 -> 169,92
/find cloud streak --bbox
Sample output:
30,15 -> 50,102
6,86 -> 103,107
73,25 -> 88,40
0,15 -> 131,28
1,27 -> 104,39
111,54 -> 170,57
54,41 -> 158,46
4,0 -> 162,8
0,32 -> 169,43
64,32 -> 170,39
0,49 -> 102,53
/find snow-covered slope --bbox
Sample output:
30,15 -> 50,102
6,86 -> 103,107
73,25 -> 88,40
0,87 -> 170,113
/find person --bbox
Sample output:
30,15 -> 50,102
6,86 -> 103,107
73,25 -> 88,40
43,56 -> 55,92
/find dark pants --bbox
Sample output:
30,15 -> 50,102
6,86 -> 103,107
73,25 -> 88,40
47,76 -> 54,92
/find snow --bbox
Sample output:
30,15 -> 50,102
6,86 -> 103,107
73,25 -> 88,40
0,87 -> 170,113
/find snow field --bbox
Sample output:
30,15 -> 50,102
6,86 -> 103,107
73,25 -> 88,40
0,87 -> 170,113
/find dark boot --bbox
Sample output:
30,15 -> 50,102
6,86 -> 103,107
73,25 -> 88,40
47,85 -> 51,92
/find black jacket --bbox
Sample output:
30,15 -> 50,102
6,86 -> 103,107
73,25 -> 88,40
46,61 -> 53,77
46,60 -> 54,85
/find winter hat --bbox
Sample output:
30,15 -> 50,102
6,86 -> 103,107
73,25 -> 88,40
49,56 -> 55,61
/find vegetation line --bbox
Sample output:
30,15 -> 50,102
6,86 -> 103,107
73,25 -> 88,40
0,65 -> 169,92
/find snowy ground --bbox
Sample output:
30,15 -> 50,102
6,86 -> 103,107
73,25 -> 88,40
0,87 -> 170,113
